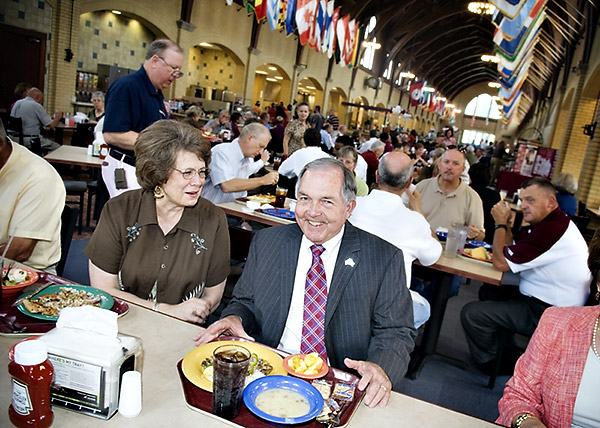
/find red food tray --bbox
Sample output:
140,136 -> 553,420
177,338 -> 365,427
0,272 -> 128,335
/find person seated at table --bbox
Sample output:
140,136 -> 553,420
182,105 -> 204,130
196,158 -> 417,409
267,116 -> 285,154
358,129 -> 379,154
361,140 -> 385,188
461,178 -> 591,374
416,148 -> 485,240
85,121 -> 230,325
350,151 -> 441,328
551,171 -> 578,216
10,87 -> 63,152
203,110 -> 232,136
278,128 -> 330,179
496,227 -> 600,428
89,91 -> 105,122
336,146 -> 369,197
230,112 -> 243,140
201,123 -> 279,204
0,119 -> 65,273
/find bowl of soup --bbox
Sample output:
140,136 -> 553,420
243,375 -> 324,424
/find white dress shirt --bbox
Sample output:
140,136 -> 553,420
278,226 -> 345,355
278,147 -> 331,178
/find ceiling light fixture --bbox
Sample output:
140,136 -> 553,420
268,66 -> 277,71
446,104 -> 455,108
255,70 -> 268,75
266,77 -> 278,82
481,54 -> 500,63
274,76 -> 283,80
199,42 -> 213,48
112,10 -> 122,15
455,109 -> 462,114
400,72 -> 415,78
362,41 -> 381,49
436,97 -> 446,101
468,2 -> 495,14
422,87 -> 435,92
488,82 -> 501,88
306,86 -> 316,90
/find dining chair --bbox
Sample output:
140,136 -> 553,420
64,180 -> 86,235
5,116 -> 24,146
57,205 -> 79,277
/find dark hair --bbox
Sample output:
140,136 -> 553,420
294,102 -> 310,119
380,132 -> 389,142
587,226 -> 600,305
468,163 -> 491,189
303,128 -> 321,147
230,112 -> 242,123
369,129 -> 379,138
297,158 -> 357,204
135,121 -> 211,191
521,177 -> 556,195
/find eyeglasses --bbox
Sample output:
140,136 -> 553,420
172,167 -> 210,180
157,56 -> 184,78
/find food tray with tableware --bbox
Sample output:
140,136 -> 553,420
178,337 -> 365,427
0,271 -> 128,336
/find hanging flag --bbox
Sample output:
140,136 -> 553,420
254,0 -> 268,21
492,0 -> 546,41
345,19 -> 357,67
495,11 -> 545,60
448,108 -> 455,124
320,0 -> 334,53
243,0 -> 256,15
336,14 -> 350,66
267,0 -> 280,30
296,0 -> 317,46
277,0 -> 287,30
286,0 -> 298,35
428,92 -> 437,113
409,80 -> 424,107
349,21 -> 361,67
309,0 -> 325,52
490,0 -> 529,20
327,6 -> 340,58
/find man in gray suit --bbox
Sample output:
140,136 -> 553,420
196,158 -> 416,408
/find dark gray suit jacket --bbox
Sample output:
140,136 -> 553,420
222,221 -> 416,388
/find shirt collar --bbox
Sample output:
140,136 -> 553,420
300,225 -> 345,256
137,190 -> 201,233
434,175 -> 464,197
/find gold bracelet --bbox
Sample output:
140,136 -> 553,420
152,302 -> 161,312
513,412 -> 538,428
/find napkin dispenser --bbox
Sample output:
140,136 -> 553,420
36,307 -> 143,419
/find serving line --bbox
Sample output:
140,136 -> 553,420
216,201 -> 294,227
44,145 -> 103,169
0,264 -> 498,427
407,253 -> 503,379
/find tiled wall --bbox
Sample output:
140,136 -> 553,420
0,0 -> 52,34
77,11 -> 155,73
188,46 -> 244,94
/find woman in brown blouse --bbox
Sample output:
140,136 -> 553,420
85,121 -> 230,324
283,102 -> 310,157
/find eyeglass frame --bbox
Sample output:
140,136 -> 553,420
171,167 -> 211,180
156,55 -> 184,78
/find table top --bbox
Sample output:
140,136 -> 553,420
586,207 -> 600,217
45,145 -> 103,168
0,299 -> 498,427
217,201 -> 294,227
426,252 -> 503,285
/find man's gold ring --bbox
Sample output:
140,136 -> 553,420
380,385 -> 388,392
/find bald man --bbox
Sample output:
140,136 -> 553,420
11,87 -> 63,151
350,151 -> 441,328
461,178 -> 591,371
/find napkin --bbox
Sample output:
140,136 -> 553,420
261,203 -> 274,209
57,306 -> 118,338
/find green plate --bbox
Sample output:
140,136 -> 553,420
16,285 -> 115,321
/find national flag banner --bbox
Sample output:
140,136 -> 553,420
267,0 -> 281,30
498,47 -> 534,76
345,19 -> 358,67
490,0 -> 528,20
309,0 -> 326,52
492,0 -> 546,41
495,13 -> 544,62
277,0 -> 287,30
327,6 -> 340,58
437,99 -> 446,115
286,0 -> 297,35
349,21 -> 362,67
336,14 -> 350,66
254,0 -> 268,21
321,0 -> 334,53
296,0 -> 317,46
409,80 -> 424,107
448,108 -> 456,124
244,0 -> 256,15
428,93 -> 437,113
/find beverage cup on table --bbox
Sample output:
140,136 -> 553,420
499,190 -> 507,201
118,371 -> 142,418
274,186 -> 288,208
273,155 -> 282,170
212,344 -> 251,419
445,230 -> 461,258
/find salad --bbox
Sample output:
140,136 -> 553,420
3,268 -> 31,286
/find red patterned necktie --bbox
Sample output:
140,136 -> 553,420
301,244 -> 328,360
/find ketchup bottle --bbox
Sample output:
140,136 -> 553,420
8,340 -> 54,428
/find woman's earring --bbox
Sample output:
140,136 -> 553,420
154,185 -> 165,199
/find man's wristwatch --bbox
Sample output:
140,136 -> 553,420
513,412 -> 538,428
495,224 -> 508,231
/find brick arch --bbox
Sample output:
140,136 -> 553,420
582,62 -> 600,99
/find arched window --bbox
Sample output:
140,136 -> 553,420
464,94 -> 501,120
382,59 -> 393,80
360,16 -> 377,70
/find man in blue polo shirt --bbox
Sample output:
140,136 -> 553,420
102,39 -> 183,197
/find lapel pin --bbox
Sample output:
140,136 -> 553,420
345,258 -> 355,267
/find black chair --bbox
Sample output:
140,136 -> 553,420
57,205 -> 79,277
86,181 -> 98,228
64,180 -> 87,234
488,330 -> 530,389
71,122 -> 96,147
5,116 -> 24,146
224,226 -> 254,300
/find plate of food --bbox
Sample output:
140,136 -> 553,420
2,267 -> 39,296
283,352 -> 329,380
465,240 -> 492,251
181,340 -> 287,392
243,375 -> 324,424
460,247 -> 493,263
16,285 -> 115,321
246,194 -> 276,204
261,208 -> 296,220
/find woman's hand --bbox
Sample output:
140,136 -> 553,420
161,298 -> 212,324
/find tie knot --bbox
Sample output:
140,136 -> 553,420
311,244 -> 325,258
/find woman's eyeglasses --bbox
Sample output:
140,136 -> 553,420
172,167 -> 210,180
